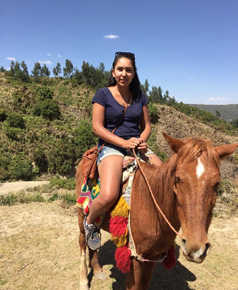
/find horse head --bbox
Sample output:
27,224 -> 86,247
163,133 -> 237,263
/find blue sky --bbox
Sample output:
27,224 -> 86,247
1,0 -> 238,104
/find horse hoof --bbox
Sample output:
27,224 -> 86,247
94,271 -> 107,280
80,283 -> 89,290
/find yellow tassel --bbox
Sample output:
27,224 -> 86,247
112,233 -> 128,247
111,196 -> 129,218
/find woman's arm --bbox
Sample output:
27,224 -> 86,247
140,105 -> 151,142
92,103 -> 141,150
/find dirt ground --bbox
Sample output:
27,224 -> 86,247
0,184 -> 238,290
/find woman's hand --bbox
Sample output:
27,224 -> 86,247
137,140 -> 148,154
123,138 -> 148,153
123,137 -> 142,150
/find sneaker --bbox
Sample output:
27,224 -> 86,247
83,216 -> 101,250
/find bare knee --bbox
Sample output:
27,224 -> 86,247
98,190 -> 119,210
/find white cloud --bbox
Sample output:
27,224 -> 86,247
104,34 -> 119,39
6,57 -> 16,61
38,60 -> 53,65
58,54 -> 62,58
47,53 -> 52,56
207,97 -> 226,103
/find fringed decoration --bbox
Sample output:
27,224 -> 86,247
109,196 -> 131,273
111,197 -> 129,218
163,244 -> 176,269
115,245 -> 132,274
109,216 -> 128,237
112,232 -> 128,248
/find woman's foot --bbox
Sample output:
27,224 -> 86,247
83,217 -> 101,250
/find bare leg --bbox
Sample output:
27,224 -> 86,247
86,155 -> 124,224
147,153 -> 163,167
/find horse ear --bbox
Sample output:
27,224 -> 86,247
162,132 -> 185,153
214,143 -> 238,159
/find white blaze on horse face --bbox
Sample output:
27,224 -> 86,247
196,158 -> 205,179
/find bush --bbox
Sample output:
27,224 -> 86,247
33,99 -> 61,121
4,126 -> 25,140
36,86 -> 53,101
48,140 -> 76,175
148,103 -> 159,124
49,176 -> 76,190
0,109 -> 7,122
73,119 -> 97,158
6,113 -> 25,128
8,158 -> 33,180
33,147 -> 48,173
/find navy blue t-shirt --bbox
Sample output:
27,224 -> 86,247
92,87 -> 148,146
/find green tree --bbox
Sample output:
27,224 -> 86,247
20,61 -> 30,82
63,59 -> 74,78
32,62 -> 42,81
0,66 -> 5,72
53,62 -> 61,77
141,79 -> 149,93
41,64 -> 50,77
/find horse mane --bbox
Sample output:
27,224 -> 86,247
136,137 -> 221,231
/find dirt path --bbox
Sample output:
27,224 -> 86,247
0,181 -> 50,195
0,201 -> 238,290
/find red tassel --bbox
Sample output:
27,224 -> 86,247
163,246 -> 176,269
115,246 -> 131,273
109,216 -> 128,237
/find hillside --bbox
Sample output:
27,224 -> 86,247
0,73 -> 238,182
190,104 -> 238,122
154,105 -> 238,179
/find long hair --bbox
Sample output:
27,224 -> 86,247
108,52 -> 142,101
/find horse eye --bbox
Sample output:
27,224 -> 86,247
176,176 -> 182,183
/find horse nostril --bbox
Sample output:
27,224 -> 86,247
182,238 -> 186,245
205,242 -> 211,255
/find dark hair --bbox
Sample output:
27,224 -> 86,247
108,52 -> 142,101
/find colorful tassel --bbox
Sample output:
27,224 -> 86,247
163,245 -> 176,269
115,246 -> 132,273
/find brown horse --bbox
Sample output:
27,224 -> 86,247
75,133 -> 237,290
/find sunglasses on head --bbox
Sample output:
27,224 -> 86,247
115,52 -> 135,58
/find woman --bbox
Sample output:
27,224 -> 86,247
84,52 -> 162,250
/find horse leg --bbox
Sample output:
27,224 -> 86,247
78,209 -> 89,290
126,259 -> 156,290
89,248 -> 107,280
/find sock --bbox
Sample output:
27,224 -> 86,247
85,219 -> 94,228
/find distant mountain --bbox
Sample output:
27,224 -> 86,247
189,104 -> 238,122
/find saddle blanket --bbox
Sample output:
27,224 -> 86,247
77,156 -> 137,226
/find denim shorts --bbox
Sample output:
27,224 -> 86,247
97,144 -> 154,166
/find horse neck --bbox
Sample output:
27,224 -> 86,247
135,156 -> 178,229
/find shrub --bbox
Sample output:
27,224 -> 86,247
4,126 -> 25,140
33,147 -> 48,173
49,176 -> 76,190
73,119 -> 97,158
8,158 -> 33,180
0,109 -> 7,122
48,140 -> 76,175
6,113 -> 25,128
148,103 -> 159,124
33,99 -> 61,121
36,86 -> 53,101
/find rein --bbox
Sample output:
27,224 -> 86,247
132,149 -> 182,239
